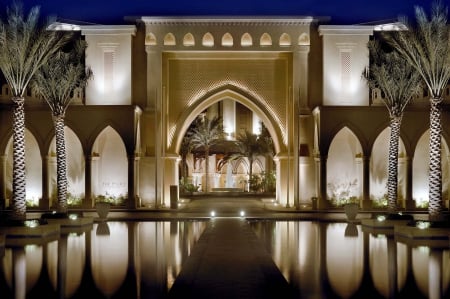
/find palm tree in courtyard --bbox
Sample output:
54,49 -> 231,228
32,39 -> 92,214
364,39 -> 422,212
0,2 -> 71,219
384,1 -> 450,220
231,129 -> 273,189
189,115 -> 224,192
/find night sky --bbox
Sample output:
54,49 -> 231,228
0,0 -> 441,25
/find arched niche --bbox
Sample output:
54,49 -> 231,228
279,33 -> 291,46
163,33 -> 176,46
92,126 -> 128,203
5,129 -> 42,207
260,33 -> 272,46
183,33 -> 195,46
298,32 -> 310,46
241,33 -> 252,47
145,32 -> 157,46
202,32 -> 214,47
221,32 -> 233,47
370,127 -> 406,204
327,127 -> 362,205
413,131 -> 450,207
48,127 -> 85,207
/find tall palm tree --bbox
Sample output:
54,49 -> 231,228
0,2 -> 71,219
31,39 -> 92,214
189,115 -> 224,192
384,1 -> 450,220
364,39 -> 422,212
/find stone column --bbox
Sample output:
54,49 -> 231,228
163,153 -> 180,208
317,155 -> 328,209
274,153 -> 293,207
404,157 -> 415,209
84,154 -> 93,208
127,154 -> 139,209
362,156 -> 371,209
41,155 -> 52,210
222,99 -> 236,139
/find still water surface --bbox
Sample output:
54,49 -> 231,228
0,220 -> 449,299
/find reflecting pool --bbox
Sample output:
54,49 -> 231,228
250,221 -> 450,299
0,221 -> 207,299
1,220 -> 449,299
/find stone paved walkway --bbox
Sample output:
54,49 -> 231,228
168,218 -> 295,299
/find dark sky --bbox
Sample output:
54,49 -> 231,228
0,0 -> 441,25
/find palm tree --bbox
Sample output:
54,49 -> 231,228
384,1 -> 450,220
364,39 -> 422,212
232,129 -> 273,187
189,115 -> 224,192
179,119 -> 199,182
0,2 -> 71,219
31,39 -> 92,214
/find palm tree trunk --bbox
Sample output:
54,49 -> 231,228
11,97 -> 26,220
53,115 -> 68,214
204,148 -> 209,192
387,116 -> 401,212
428,97 -> 443,221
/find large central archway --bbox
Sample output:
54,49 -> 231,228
172,86 -> 284,155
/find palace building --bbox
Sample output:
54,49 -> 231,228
0,16 -> 449,210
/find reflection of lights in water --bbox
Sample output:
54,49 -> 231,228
24,220 -> 39,228
377,215 -> 386,222
416,221 -> 431,230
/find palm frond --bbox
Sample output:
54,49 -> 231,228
383,1 -> 450,97
0,2 -> 72,97
364,39 -> 423,117
31,39 -> 93,116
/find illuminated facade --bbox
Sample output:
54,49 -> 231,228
0,17 -> 449,210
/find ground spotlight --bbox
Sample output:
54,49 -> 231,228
210,211 -> 216,218
240,210 -> 245,217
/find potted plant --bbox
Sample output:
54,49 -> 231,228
344,197 -> 360,221
95,195 -> 111,219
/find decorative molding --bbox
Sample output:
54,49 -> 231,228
81,25 -> 136,36
319,25 -> 374,36
141,16 -> 317,26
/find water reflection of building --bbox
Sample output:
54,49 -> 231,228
0,16 -> 450,210
0,221 -> 207,299
0,221 -> 449,298
251,221 -> 450,299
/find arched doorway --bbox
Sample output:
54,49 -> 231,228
165,87 -> 291,207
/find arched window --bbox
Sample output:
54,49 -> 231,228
221,33 -> 233,47
163,33 -> 176,46
260,33 -> 272,46
279,33 -> 291,46
202,32 -> 214,47
183,33 -> 195,46
298,33 -> 310,46
241,33 -> 252,47
145,33 -> 157,46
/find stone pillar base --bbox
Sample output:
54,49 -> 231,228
361,199 -> 372,210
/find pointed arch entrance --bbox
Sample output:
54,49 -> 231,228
160,86 -> 293,207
